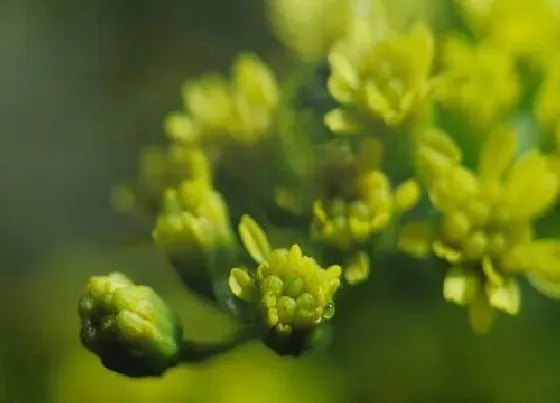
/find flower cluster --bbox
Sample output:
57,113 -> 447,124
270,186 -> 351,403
310,137 -> 421,284
79,0 -> 560,379
229,215 -> 341,354
434,36 -> 520,131
165,53 -> 279,147
402,127 -> 559,331
325,21 -> 434,131
456,0 -> 560,69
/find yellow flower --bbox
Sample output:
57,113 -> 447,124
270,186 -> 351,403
325,21 -> 434,131
435,36 -> 520,131
456,0 -> 560,69
266,0 -> 352,61
152,178 -> 235,301
266,0 -> 397,62
153,179 -> 233,257
228,215 -> 341,353
165,53 -> 279,146
401,127 -> 559,332
311,138 -> 420,249
112,145 -> 211,217
309,137 -> 420,284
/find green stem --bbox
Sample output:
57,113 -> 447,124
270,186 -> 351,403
178,326 -> 257,364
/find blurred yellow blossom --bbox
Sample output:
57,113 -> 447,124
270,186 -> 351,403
435,36 -> 520,131
266,0 -> 353,61
309,138 -> 420,285
112,145 -> 211,217
456,0 -> 560,69
311,137 -> 420,251
153,178 -> 234,259
267,0 -> 397,62
402,127 -> 559,332
229,215 -> 341,349
325,20 -> 434,131
165,53 -> 279,147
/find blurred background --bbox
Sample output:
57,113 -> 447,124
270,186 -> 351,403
1,0 -> 560,402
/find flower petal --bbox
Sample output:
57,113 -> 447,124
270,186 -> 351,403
443,266 -> 479,306
238,214 -> 271,264
324,108 -> 361,134
478,126 -> 517,182
343,250 -> 370,285
528,274 -> 560,299
397,220 -> 434,258
486,279 -> 521,315
228,267 -> 257,302
504,151 -> 558,219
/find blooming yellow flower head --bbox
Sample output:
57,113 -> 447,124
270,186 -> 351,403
435,36 -> 520,131
165,53 -> 279,146
309,138 -> 420,285
228,215 -> 341,355
407,127 -> 559,332
325,21 -> 434,132
456,0 -> 560,69
311,138 -> 420,249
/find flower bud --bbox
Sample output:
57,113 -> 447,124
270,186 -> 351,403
78,272 -> 182,378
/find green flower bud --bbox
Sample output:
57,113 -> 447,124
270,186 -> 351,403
78,273 -> 182,378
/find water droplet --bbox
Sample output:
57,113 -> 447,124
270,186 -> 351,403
323,302 -> 335,320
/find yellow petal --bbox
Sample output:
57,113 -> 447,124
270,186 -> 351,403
478,126 -> 517,181
443,266 -> 479,306
408,22 -> 435,81
433,240 -> 462,264
504,151 -> 558,219
228,268 -> 257,302
481,256 -> 504,287
164,113 -> 200,143
486,279 -> 521,315
324,108 -> 361,134
528,274 -> 560,299
327,52 -> 359,103
397,221 -> 434,258
182,76 -> 232,127
233,53 -> 278,109
418,129 -> 462,164
364,81 -> 396,124
393,179 -> 421,212
416,129 -> 462,185
238,214 -> 271,264
344,251 -> 370,285
504,240 -> 560,297
535,64 -> 560,132
468,293 -> 494,334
